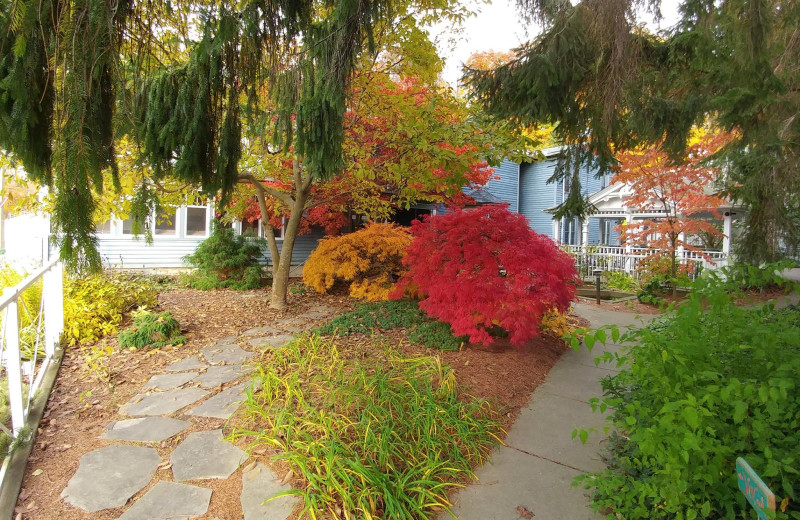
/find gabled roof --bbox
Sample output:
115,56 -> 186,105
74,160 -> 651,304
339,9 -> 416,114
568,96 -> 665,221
464,187 -> 505,205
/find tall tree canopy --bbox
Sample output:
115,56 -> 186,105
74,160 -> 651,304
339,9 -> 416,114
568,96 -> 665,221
466,0 -> 800,262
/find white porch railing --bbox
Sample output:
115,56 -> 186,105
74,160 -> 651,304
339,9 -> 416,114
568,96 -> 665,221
561,245 -> 729,279
0,260 -> 63,484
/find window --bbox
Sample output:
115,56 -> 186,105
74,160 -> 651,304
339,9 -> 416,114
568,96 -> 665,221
96,220 -> 113,234
154,210 -> 177,235
121,218 -> 134,235
185,207 -> 208,236
241,219 -> 260,236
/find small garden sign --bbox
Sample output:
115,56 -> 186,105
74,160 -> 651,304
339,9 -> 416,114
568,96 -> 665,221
737,457 -> 776,520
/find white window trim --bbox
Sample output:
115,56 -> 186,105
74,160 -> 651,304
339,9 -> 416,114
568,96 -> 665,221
183,204 -> 213,239
234,217 -> 286,240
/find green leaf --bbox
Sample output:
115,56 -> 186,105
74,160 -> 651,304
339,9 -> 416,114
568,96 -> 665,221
733,401 -> 748,424
682,407 -> 699,429
595,329 -> 607,344
611,327 -> 620,343
701,501 -> 711,517
584,335 -> 596,351
579,429 -> 589,444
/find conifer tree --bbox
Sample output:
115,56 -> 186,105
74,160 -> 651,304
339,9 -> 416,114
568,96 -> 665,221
467,0 -> 800,263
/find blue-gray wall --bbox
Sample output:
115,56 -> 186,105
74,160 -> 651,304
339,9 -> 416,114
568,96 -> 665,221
482,156 -> 617,245
484,160 -> 520,212
518,159 -> 557,236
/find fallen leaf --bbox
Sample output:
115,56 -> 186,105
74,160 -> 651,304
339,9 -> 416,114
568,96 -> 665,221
31,469 -> 43,477
516,505 -> 534,519
281,469 -> 294,485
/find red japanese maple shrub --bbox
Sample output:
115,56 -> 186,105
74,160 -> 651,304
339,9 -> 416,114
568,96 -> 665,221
392,205 -> 579,346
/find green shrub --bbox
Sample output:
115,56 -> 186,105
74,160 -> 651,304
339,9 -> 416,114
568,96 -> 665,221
118,311 -> 185,349
575,280 -> 800,519
718,260 -> 799,292
232,335 -> 502,519
313,300 -> 467,351
605,271 -> 639,293
63,273 -> 160,346
182,225 -> 265,290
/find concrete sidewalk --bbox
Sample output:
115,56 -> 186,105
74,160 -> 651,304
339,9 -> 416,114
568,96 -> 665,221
442,304 -> 651,520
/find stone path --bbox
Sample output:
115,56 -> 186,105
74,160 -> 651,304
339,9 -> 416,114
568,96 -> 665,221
60,305 -> 336,519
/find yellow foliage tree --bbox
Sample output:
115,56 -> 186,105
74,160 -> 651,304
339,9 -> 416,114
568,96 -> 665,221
303,223 -> 412,301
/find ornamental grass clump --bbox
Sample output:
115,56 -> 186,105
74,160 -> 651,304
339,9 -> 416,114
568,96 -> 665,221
303,222 -> 412,301
118,311 -> 185,349
232,335 -> 502,519
575,279 -> 800,519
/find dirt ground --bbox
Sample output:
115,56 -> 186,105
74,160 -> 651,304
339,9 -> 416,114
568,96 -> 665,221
14,286 -> 573,519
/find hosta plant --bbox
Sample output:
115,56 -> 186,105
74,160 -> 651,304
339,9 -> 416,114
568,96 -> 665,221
118,311 -> 185,349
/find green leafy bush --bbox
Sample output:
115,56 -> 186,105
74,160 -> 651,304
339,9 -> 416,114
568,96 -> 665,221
232,335 -> 502,519
719,260 -> 799,292
182,225 -> 265,290
63,273 -> 160,346
313,300 -> 467,351
576,281 -> 800,519
605,271 -> 639,293
118,311 -> 185,349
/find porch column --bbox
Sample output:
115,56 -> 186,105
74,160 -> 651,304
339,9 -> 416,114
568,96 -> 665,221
722,211 -> 733,255
624,211 -> 633,274
581,219 -> 589,247
552,218 -> 561,244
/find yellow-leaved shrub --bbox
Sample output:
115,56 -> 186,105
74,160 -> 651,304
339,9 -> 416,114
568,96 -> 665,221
540,308 -> 579,341
303,223 -> 412,301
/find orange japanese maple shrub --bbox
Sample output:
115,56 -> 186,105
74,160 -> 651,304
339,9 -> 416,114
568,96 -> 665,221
392,205 -> 579,346
303,223 -> 412,301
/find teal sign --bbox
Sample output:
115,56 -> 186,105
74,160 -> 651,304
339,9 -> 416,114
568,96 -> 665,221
737,457 -> 776,520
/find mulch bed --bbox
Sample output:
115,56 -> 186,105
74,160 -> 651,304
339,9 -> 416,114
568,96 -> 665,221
15,286 -> 570,519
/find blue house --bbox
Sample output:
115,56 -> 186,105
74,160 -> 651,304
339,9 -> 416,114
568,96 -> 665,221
481,147 -> 621,246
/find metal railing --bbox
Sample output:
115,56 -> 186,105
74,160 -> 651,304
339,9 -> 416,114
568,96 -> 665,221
0,260 -> 63,484
561,245 -> 729,279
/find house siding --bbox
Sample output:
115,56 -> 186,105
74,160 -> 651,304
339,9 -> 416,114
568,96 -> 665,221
95,230 -> 324,270
519,160 -> 557,236
483,160 -> 520,213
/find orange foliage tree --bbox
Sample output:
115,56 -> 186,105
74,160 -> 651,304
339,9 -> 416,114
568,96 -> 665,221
615,133 -> 730,293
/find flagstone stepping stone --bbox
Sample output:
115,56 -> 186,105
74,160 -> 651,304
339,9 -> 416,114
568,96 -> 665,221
274,320 -> 308,333
118,481 -> 212,520
165,356 -> 207,372
171,429 -> 248,481
142,371 -> 199,391
241,462 -> 299,520
192,365 -> 252,389
186,382 -> 250,420
102,417 -> 191,443
61,445 -> 160,513
121,388 -> 209,417
242,325 -> 281,336
215,335 -> 239,345
201,344 -> 255,365
248,334 -> 294,349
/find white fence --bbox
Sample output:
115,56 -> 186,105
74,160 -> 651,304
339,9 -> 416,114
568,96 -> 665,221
0,260 -> 63,485
561,245 -> 729,279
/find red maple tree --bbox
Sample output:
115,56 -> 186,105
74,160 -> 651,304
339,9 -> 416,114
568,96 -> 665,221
392,205 -> 578,347
614,132 -> 730,293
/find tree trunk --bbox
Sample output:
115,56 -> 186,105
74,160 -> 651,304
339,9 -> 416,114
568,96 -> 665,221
269,164 -> 312,310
